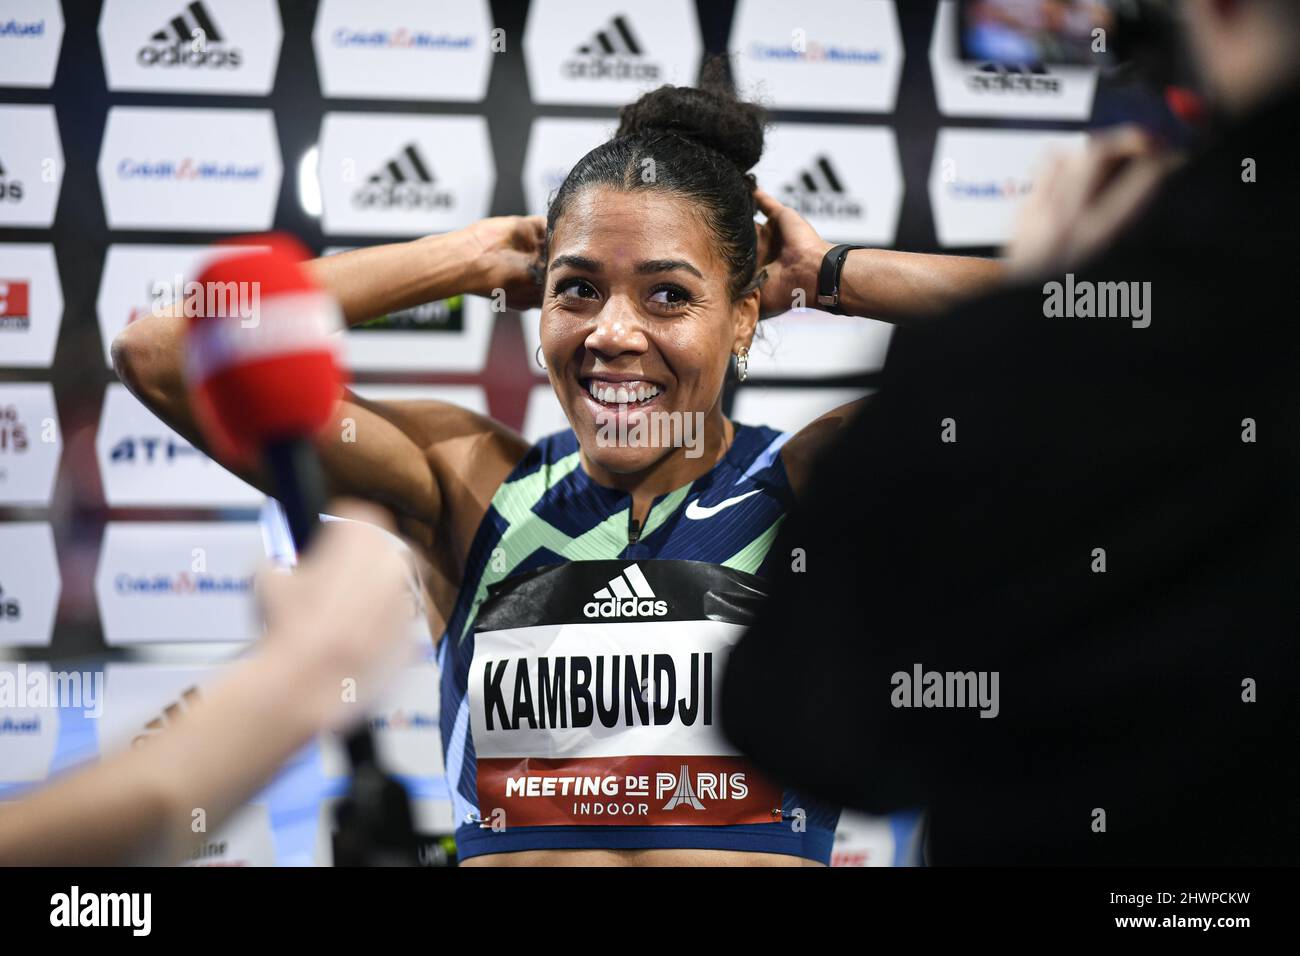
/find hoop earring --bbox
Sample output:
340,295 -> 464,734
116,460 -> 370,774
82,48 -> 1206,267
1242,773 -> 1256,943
535,345 -> 547,371
734,346 -> 749,383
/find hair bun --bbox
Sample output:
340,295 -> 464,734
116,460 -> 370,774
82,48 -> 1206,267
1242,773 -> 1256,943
617,80 -> 765,175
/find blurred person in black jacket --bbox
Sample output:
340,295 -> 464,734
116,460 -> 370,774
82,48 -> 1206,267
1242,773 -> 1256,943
723,0 -> 1300,864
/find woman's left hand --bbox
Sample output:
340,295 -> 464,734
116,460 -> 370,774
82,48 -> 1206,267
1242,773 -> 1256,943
754,188 -> 832,318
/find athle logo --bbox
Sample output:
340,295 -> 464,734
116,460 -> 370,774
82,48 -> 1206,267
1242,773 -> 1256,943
781,155 -> 863,220
582,563 -> 668,619
131,685 -> 201,747
564,14 -> 659,81
138,1 -> 242,69
352,143 -> 454,211
0,159 -> 23,203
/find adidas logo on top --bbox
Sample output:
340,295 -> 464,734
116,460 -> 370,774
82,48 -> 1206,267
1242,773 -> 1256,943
352,143 -> 453,211
138,1 -> 242,69
565,14 -> 660,81
583,563 -> 668,619
781,155 -> 863,220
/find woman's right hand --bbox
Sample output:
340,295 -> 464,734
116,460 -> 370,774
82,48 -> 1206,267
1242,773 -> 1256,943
459,214 -> 547,311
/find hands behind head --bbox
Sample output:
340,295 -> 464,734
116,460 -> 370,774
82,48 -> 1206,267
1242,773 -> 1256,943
461,214 -> 548,312
753,189 -> 833,319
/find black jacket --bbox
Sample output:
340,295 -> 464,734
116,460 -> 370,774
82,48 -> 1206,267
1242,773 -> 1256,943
722,86 -> 1300,864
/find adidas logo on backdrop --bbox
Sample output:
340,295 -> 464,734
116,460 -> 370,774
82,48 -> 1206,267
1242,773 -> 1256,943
564,14 -> 660,81
582,563 -> 668,619
351,143 -> 454,211
137,1 -> 242,69
781,155 -> 863,219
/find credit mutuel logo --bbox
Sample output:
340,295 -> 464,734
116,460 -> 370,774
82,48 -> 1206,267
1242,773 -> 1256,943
137,1 -> 242,68
582,563 -> 667,618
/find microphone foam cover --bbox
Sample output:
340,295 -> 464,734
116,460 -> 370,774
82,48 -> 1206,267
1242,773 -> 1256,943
184,234 -> 346,462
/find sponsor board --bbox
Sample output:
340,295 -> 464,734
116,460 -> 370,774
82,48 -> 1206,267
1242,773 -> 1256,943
318,114 -> 493,236
0,0 -> 65,88
755,124 -> 903,245
0,663 -> 59,782
0,242 -> 62,368
521,117 -> 614,216
730,0 -> 903,113
94,522 -> 263,644
322,246 -> 494,371
97,107 -> 283,232
747,310 -> 893,380
522,383 -> 570,444
523,0 -> 701,106
0,105 -> 63,228
732,385 -> 872,434
313,0 -> 493,101
0,383 -> 61,507
0,524 -> 61,648
95,384 -> 264,508
98,663 -> 277,864
929,127 -> 1087,247
929,0 -> 1097,120
318,660 -> 443,779
96,243 -> 268,366
98,0 -> 282,96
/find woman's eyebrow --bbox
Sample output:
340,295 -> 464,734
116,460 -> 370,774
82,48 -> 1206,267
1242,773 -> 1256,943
550,254 -> 600,272
636,259 -> 704,279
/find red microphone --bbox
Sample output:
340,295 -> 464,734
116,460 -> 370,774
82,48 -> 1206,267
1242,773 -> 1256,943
184,235 -> 345,548
183,235 -> 417,866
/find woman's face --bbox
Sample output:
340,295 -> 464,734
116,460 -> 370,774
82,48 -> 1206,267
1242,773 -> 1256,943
540,186 -> 757,476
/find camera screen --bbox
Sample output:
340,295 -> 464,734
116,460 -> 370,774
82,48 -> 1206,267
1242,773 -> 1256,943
958,0 -> 1118,68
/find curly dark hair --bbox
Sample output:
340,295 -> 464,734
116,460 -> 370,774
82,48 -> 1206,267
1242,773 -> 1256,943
544,65 -> 767,301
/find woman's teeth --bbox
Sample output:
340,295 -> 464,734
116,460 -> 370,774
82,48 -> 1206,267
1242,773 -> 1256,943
586,380 -> 662,405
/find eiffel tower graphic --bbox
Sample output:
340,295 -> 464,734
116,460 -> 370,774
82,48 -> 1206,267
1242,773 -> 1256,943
661,763 -> 705,811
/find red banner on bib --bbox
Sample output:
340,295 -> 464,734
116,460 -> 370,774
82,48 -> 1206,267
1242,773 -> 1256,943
477,755 -> 783,827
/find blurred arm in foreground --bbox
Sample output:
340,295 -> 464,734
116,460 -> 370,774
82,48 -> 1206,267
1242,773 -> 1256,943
0,503 -> 413,866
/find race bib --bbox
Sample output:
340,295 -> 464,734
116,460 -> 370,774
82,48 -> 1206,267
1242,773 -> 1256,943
469,560 -> 782,827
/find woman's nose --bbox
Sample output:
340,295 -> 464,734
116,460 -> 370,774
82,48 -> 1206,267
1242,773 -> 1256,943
584,300 -> 648,356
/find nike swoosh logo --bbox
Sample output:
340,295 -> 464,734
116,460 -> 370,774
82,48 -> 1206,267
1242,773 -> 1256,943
684,489 -> 762,520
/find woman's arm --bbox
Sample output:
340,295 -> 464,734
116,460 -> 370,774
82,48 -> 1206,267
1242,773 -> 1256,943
0,505 -> 413,866
110,219 -> 540,535
754,189 -> 1005,325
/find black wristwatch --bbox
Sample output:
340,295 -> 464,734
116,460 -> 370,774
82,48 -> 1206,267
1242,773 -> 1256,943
816,243 -> 866,314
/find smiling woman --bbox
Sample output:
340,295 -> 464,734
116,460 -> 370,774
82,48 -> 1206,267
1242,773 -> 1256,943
111,73 -> 1004,868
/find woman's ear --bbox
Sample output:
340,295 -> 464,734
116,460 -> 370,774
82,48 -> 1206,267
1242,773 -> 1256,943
732,287 -> 761,353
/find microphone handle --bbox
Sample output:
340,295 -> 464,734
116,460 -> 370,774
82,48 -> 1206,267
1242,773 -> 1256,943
263,437 -> 417,865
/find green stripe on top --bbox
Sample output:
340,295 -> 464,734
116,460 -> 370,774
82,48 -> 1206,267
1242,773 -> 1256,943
722,514 -> 785,575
